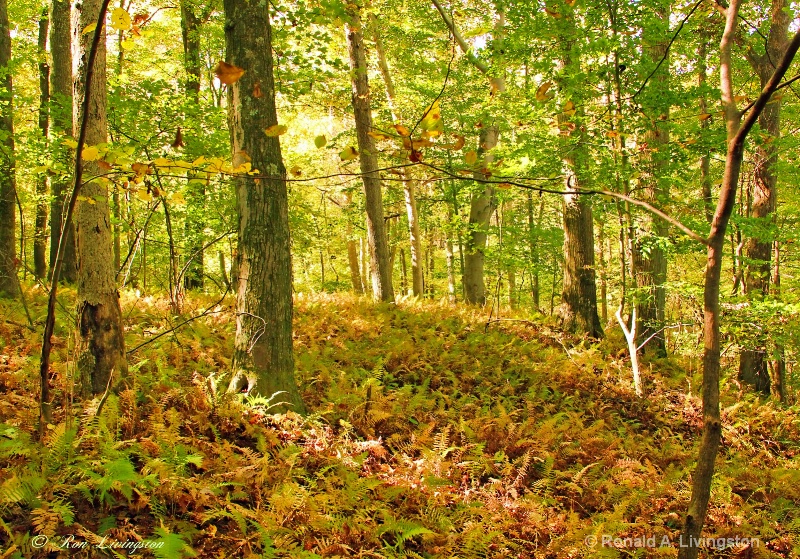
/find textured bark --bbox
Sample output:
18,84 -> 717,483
698,35 -> 713,224
556,32 -> 602,338
49,0 -> 76,283
678,12 -> 800,558
738,0 -> 788,395
181,0 -> 204,290
633,5 -> 670,355
344,192 -> 363,293
0,0 -> 17,297
224,0 -> 304,413
73,0 -> 127,397
35,14 -> 50,281
463,126 -> 498,306
346,11 -> 394,302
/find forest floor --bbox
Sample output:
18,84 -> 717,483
0,288 -> 798,558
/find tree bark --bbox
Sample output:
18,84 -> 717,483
738,0 -> 789,395
344,191 -> 364,294
0,0 -> 17,297
73,0 -> 127,396
224,0 -> 304,413
678,11 -> 800,557
633,5 -> 670,355
556,24 -> 602,338
181,0 -> 205,290
346,10 -> 394,302
49,0 -> 77,283
35,13 -> 51,281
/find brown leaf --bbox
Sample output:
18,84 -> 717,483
171,127 -> 185,148
214,61 -> 245,85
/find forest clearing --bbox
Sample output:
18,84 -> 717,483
0,0 -> 799,556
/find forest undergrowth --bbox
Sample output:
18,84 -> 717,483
0,289 -> 798,558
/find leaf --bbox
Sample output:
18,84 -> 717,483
545,6 -> 561,18
314,135 -> 327,148
63,138 -> 78,149
120,39 -> 135,50
81,146 -> 100,161
393,124 -> 411,137
131,162 -> 150,175
368,130 -> 394,141
339,146 -> 358,161
264,124 -> 288,137
82,23 -> 97,35
420,100 -> 443,134
698,113 -> 712,121
409,149 -> 423,162
497,182 -> 512,189
489,77 -> 505,94
214,61 -> 245,85
289,165 -> 303,177
536,81 -> 553,102
110,7 -> 131,31
563,100 -> 577,116
136,189 -> 153,202
441,134 -> 465,151
170,192 -> 186,205
606,130 -> 619,138
465,151 -> 478,166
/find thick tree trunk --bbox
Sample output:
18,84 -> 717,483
738,0 -> 788,395
0,0 -> 16,297
181,1 -> 204,290
34,14 -> 51,281
224,0 -> 304,413
346,11 -> 394,302
634,6 -> 670,355
49,0 -> 76,283
73,0 -> 127,396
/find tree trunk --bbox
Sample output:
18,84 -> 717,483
49,0 -> 77,283
34,13 -> 50,281
555,13 -> 602,338
344,193 -> 363,293
224,0 -> 304,413
633,5 -> 670,355
73,0 -> 127,396
678,12 -> 800,558
0,0 -> 16,297
463,126 -> 498,305
181,1 -> 204,290
698,35 -> 713,224
346,11 -> 393,302
738,0 -> 789,395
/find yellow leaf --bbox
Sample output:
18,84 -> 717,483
420,100 -> 443,132
82,23 -> 97,35
214,61 -> 245,85
136,189 -> 153,202
131,162 -> 150,175
153,157 -> 173,167
536,81 -> 553,102
339,146 -> 359,161
192,156 -> 206,166
82,146 -> 100,161
393,124 -> 411,137
368,130 -> 394,141
289,165 -> 303,177
465,151 -> 478,166
496,182 -> 512,189
110,7 -> 131,31
606,130 -> 619,138
698,113 -> 712,121
120,39 -> 135,50
314,135 -> 327,148
63,138 -> 78,149
170,192 -> 187,205
563,100 -> 576,116
264,124 -> 288,137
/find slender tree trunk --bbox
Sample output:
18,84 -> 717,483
345,193 -> 363,293
634,5 -> 670,355
372,16 -> 423,297
73,0 -> 127,396
224,0 -> 304,412
181,1 -> 205,290
678,13 -> 800,558
49,0 -> 77,283
598,219 -> 608,324
0,0 -> 17,297
445,205 -> 456,303
346,11 -> 393,302
698,35 -> 713,224
34,13 -> 51,281
738,0 -> 789,395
